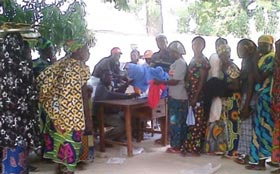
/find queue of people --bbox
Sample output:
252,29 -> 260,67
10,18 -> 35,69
1,28 -> 280,174
95,34 -> 279,174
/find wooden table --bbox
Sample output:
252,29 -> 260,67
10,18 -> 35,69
96,98 -> 168,157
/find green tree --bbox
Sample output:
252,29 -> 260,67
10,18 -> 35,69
177,0 -> 280,38
145,0 -> 163,35
0,0 -> 94,50
125,0 -> 164,35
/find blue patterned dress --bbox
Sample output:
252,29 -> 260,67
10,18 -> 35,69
249,52 -> 275,164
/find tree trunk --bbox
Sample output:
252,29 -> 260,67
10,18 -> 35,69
145,0 -> 163,36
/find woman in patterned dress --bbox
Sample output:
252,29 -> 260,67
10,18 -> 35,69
204,38 -> 228,155
268,39 -> 280,174
0,32 -> 40,173
181,36 -> 210,156
234,39 -> 258,165
37,39 -> 93,174
217,44 -> 241,158
245,35 -> 275,171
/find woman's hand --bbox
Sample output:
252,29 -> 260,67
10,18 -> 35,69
190,98 -> 197,108
240,106 -> 251,121
153,79 -> 162,85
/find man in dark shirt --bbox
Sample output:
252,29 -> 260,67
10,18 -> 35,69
92,47 -> 129,93
94,70 -> 138,141
150,34 -> 174,73
92,47 -> 122,78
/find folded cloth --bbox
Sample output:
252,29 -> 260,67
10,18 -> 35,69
148,80 -> 166,109
127,63 -> 168,92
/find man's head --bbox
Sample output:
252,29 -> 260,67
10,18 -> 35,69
111,47 -> 122,60
156,34 -> 168,50
143,50 -> 153,65
258,35 -> 274,56
130,49 -> 140,64
100,69 -> 113,86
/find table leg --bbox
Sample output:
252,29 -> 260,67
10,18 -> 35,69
99,105 -> 105,152
124,106 -> 133,157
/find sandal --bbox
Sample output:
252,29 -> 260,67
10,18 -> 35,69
234,157 -> 247,165
234,155 -> 249,165
166,147 -> 181,153
245,164 -> 266,171
267,161 -> 280,168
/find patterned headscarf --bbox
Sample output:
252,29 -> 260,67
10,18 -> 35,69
217,44 -> 231,56
258,35 -> 274,45
64,37 -> 94,53
64,39 -> 85,53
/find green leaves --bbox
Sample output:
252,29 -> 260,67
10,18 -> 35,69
1,0 -> 95,52
177,0 -> 280,38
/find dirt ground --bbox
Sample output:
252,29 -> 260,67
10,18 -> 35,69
30,133 -> 274,174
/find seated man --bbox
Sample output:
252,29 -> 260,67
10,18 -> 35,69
93,69 -> 138,141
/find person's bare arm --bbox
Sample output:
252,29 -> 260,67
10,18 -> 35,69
240,74 -> 254,120
154,79 -> 179,86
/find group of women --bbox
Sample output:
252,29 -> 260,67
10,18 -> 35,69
1,28 -> 280,174
152,35 -> 280,173
0,31 -> 93,174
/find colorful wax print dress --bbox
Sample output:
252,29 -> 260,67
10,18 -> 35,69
37,57 -> 90,172
271,57 -> 280,164
222,63 -> 241,157
0,32 -> 40,174
182,57 -> 210,154
249,52 -> 274,164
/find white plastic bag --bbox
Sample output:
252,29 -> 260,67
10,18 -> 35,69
106,157 -> 126,164
209,97 -> 222,122
186,106 -> 195,126
87,76 -> 100,99
120,147 -> 144,156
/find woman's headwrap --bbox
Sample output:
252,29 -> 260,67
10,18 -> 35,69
168,41 -> 186,55
217,44 -> 231,56
258,35 -> 274,45
36,37 -> 52,51
64,39 -> 85,53
64,37 -> 95,53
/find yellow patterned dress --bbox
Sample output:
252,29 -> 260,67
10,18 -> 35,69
37,57 -> 90,172
222,63 -> 241,157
